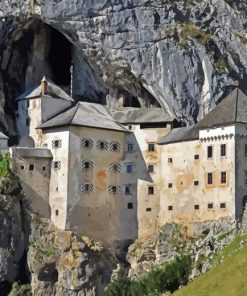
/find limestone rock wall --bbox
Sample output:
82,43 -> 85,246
0,0 -> 247,135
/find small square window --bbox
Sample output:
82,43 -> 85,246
148,186 -> 154,195
128,202 -> 133,209
128,125 -> 132,130
97,140 -> 108,151
168,183 -> 173,188
110,186 -> 117,193
194,205 -> 200,210
85,184 -> 90,192
148,143 -> 155,152
194,180 -> 199,186
168,158 -> 173,164
208,203 -> 214,209
55,210 -> 59,216
82,139 -> 93,149
53,161 -> 61,169
52,139 -> 62,148
207,173 -> 213,185
221,171 -> 227,184
84,161 -> 90,169
220,144 -> 226,157
29,164 -> 34,171
194,154 -> 199,160
20,165 -> 24,170
84,140 -> 90,147
125,185 -> 132,195
126,164 -> 133,173
42,166 -> 46,171
146,208 -> 152,212
207,146 -> 213,158
220,203 -> 226,209
168,206 -> 173,211
148,165 -> 154,173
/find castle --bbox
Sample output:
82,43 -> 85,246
6,78 -> 247,249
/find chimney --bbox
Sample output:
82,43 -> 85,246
41,76 -> 48,94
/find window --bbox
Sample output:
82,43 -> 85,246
194,154 -> 199,160
26,118 -> 30,126
52,161 -> 61,169
148,165 -> 154,173
82,138 -> 93,149
52,139 -> 62,148
168,183 -> 173,188
245,170 -> 247,186
146,208 -> 152,212
221,171 -> 227,184
207,172 -> 213,185
168,158 -> 173,164
81,183 -> 93,192
168,206 -> 173,211
148,143 -> 155,152
110,142 -> 120,152
194,205 -> 200,210
207,146 -> 213,158
109,185 -> 120,194
20,165 -> 24,170
220,203 -> 226,209
29,164 -> 34,171
42,166 -> 46,171
126,164 -> 133,173
127,143 -> 134,152
82,160 -> 93,170
27,100 -> 30,108
245,144 -> 247,157
110,163 -> 121,173
148,186 -> 154,195
55,210 -> 59,216
208,203 -> 214,209
220,144 -> 226,157
97,140 -> 108,151
127,202 -> 133,209
194,180 -> 199,186
128,125 -> 132,130
125,185 -> 133,195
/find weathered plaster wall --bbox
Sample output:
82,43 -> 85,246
159,126 -> 235,227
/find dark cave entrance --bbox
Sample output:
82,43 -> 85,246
48,27 -> 72,86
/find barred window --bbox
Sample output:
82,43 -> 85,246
52,161 -> 61,169
81,138 -> 93,149
109,185 -> 121,194
81,183 -> 93,192
81,160 -> 93,170
110,163 -> 121,173
110,141 -> 121,152
52,139 -> 62,148
97,140 -> 108,151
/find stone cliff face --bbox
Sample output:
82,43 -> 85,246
0,0 -> 247,136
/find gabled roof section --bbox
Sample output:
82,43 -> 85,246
158,88 -> 247,145
16,77 -> 74,102
38,102 -> 127,132
110,107 -> 174,124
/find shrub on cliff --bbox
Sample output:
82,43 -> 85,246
105,256 -> 192,296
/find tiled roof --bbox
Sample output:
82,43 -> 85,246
111,107 -> 174,124
38,102 -> 127,132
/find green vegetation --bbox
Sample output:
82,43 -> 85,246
174,234 -> 247,296
9,282 -> 32,296
0,153 -> 11,178
180,24 -> 212,46
214,57 -> 228,72
30,238 -> 54,262
105,256 -> 191,296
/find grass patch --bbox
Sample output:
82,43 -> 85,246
180,24 -> 212,46
0,153 -> 11,178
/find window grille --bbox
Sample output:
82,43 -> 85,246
52,139 -> 62,148
97,140 -> 108,151
110,141 -> 121,152
81,138 -> 93,149
81,183 -> 93,192
110,163 -> 121,173
81,160 -> 93,170
52,161 -> 61,169
108,185 -> 121,194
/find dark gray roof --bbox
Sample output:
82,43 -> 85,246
12,148 -> 53,158
16,78 -> 74,102
110,107 -> 174,124
0,132 -> 8,139
38,102 -> 127,132
159,88 -> 247,145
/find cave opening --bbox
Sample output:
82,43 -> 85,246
48,27 -> 72,86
